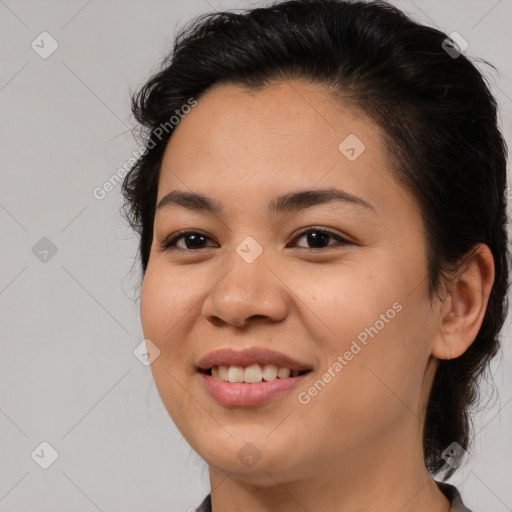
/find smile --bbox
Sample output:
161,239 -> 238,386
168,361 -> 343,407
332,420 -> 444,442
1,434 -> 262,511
205,363 -> 309,383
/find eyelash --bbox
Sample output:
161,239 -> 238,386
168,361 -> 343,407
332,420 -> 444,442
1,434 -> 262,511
157,227 -> 352,252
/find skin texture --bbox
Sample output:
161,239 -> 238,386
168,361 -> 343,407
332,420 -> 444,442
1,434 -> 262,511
140,80 -> 495,512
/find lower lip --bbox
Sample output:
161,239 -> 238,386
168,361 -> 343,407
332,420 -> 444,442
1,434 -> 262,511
199,371 -> 310,407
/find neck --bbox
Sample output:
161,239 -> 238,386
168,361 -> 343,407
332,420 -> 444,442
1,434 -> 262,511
207,416 -> 451,512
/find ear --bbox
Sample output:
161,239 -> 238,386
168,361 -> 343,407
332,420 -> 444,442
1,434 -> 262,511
431,243 -> 495,360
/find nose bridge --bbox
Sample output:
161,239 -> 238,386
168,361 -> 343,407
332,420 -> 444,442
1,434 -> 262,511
201,236 -> 288,327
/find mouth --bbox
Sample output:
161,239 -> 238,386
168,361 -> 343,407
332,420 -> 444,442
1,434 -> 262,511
196,347 -> 314,406
199,365 -> 313,407
200,364 -> 312,383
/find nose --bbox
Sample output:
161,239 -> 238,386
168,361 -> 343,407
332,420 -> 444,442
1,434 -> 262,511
201,249 -> 289,329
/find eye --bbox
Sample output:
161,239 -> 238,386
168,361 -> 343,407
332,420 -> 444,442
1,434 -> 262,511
157,227 -> 351,252
157,230 -> 217,251
288,227 -> 351,250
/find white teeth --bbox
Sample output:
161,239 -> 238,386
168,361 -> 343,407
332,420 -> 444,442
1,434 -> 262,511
262,364 -> 278,381
277,367 -> 291,379
227,365 -> 244,383
218,365 -> 228,381
210,364 -> 305,383
244,364 -> 262,383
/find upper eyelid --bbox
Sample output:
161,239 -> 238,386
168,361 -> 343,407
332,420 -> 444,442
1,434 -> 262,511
159,227 -> 352,249
293,226 -> 348,239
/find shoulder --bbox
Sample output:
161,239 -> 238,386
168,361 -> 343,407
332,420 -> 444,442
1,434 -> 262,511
193,493 -> 211,512
436,480 -> 474,512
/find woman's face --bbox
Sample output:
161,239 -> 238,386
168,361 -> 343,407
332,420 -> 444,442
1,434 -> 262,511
140,80 -> 442,483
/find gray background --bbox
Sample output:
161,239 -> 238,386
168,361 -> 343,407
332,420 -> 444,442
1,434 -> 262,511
0,0 -> 511,511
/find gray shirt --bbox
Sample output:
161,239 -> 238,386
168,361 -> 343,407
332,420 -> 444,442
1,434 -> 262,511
194,481 -> 473,511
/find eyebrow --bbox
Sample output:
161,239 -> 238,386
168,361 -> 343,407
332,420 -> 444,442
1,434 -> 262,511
156,187 -> 377,216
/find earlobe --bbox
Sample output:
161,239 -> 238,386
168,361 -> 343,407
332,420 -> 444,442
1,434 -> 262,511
431,243 -> 495,360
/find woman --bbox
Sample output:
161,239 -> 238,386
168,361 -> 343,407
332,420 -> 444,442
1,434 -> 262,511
121,1 -> 509,510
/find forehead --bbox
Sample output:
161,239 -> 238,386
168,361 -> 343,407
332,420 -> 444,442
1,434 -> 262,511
168,79 -> 371,149
156,80 -> 412,225
163,81 -> 376,168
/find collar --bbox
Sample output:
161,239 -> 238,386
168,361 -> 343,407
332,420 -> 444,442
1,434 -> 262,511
195,480 -> 473,512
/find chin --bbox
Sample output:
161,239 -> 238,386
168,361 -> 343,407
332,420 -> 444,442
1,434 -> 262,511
195,434 -> 307,481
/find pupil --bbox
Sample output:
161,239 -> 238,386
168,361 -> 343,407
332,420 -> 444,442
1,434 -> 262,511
307,231 -> 329,248
187,233 -> 206,249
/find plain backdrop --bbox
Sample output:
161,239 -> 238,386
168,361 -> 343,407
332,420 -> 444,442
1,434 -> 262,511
0,0 -> 511,511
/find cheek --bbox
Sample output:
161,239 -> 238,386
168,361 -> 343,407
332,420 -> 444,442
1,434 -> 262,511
331,299 -> 431,422
140,269 -> 168,342
140,263 -> 199,340
140,265 -> 198,381
297,262 -> 428,414
139,266 -> 203,428
297,264 -> 395,351
292,307 -> 426,455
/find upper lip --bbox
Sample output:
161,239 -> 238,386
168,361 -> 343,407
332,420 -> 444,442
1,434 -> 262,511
197,346 -> 313,372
